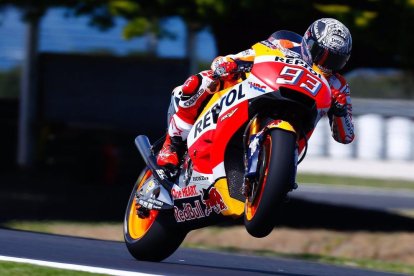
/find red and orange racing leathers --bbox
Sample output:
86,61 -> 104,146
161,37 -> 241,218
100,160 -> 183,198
158,37 -> 354,167
169,41 -> 354,144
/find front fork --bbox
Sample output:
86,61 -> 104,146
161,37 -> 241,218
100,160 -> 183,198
243,118 -> 298,197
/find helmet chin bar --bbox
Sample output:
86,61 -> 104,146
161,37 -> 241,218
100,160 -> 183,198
316,64 -> 333,75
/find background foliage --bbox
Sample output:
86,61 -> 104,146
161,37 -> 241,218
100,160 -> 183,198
1,0 -> 414,72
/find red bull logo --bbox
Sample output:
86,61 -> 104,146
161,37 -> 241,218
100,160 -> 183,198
202,187 -> 227,216
174,200 -> 205,223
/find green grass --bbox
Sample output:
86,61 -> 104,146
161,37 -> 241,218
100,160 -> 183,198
2,220 -> 120,233
0,261 -> 103,276
185,244 -> 414,275
298,173 -> 414,190
3,221 -> 52,233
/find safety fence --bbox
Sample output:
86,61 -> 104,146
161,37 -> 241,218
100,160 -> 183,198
307,98 -> 414,161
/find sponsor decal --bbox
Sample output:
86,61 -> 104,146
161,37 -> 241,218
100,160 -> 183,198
193,109 -> 214,138
330,36 -> 345,47
173,186 -> 228,222
144,179 -> 156,194
343,116 -> 354,136
275,56 -> 322,79
193,85 -> 246,139
260,40 -> 278,49
202,187 -> 227,216
174,200 -> 205,222
282,48 -> 301,58
155,169 -> 167,180
248,81 -> 266,92
171,185 -> 198,199
315,18 -> 351,54
192,176 -> 209,182
265,120 -> 282,129
220,108 -> 238,122
241,49 -> 252,56
184,88 -> 205,107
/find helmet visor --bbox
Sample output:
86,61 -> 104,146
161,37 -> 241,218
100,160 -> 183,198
305,37 -> 350,71
318,50 -> 350,71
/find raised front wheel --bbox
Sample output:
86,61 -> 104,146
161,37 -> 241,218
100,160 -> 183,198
244,129 -> 296,238
124,168 -> 186,262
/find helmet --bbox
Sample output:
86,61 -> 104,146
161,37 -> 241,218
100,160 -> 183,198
301,18 -> 352,72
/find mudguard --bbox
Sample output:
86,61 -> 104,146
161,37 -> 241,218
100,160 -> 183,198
245,120 -> 296,180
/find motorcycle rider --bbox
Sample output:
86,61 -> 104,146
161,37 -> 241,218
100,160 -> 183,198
157,18 -> 355,169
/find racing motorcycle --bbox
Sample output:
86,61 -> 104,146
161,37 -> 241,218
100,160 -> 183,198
124,31 -> 332,262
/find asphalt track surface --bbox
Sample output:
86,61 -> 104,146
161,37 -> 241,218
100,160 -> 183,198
0,228 -> 404,276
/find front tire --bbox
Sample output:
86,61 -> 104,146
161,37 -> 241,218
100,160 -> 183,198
244,129 -> 296,238
124,168 -> 186,261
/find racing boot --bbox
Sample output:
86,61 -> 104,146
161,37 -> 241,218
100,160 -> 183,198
157,134 -> 186,169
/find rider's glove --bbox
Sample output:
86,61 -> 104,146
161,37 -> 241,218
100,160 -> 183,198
211,56 -> 238,80
330,88 -> 348,117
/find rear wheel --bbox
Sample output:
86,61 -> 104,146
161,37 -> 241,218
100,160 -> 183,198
124,168 -> 186,261
244,129 -> 296,238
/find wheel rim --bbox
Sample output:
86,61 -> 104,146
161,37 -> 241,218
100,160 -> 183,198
127,170 -> 159,239
245,134 -> 272,221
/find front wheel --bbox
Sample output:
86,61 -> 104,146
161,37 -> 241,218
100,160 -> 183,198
124,168 -> 186,262
244,129 -> 296,238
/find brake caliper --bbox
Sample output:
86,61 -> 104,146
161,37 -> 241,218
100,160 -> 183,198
134,178 -> 173,215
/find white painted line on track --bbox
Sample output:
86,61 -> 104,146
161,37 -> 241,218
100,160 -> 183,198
0,255 -> 162,276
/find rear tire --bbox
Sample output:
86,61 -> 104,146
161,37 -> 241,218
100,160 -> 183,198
124,168 -> 186,262
244,129 -> 296,238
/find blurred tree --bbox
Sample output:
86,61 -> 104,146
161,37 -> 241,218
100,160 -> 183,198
313,0 -> 414,71
2,0 -> 414,71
